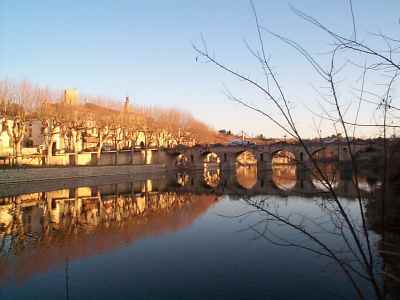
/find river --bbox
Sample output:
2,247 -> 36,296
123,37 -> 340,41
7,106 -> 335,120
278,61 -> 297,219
0,164 -> 396,299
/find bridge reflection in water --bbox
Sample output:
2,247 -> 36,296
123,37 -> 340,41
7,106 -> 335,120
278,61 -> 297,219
235,165 -> 257,190
0,162 -> 390,299
272,164 -> 297,191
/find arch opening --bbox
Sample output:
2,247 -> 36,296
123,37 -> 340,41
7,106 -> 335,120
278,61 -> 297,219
354,176 -> 382,193
175,154 -> 189,168
354,147 -> 380,164
203,168 -> 221,188
176,172 -> 190,186
312,147 -> 338,162
272,150 -> 296,165
203,152 -> 220,168
236,150 -> 257,166
236,165 -> 257,190
311,163 -> 340,191
272,164 -> 297,191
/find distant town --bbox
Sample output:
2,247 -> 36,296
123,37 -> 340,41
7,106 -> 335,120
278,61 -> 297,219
0,80 -> 295,167
0,80 -> 391,168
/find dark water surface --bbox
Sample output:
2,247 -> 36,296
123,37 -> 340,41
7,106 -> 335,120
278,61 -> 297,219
0,165 -> 387,299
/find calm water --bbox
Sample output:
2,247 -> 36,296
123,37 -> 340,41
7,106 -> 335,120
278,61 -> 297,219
0,165 -> 387,299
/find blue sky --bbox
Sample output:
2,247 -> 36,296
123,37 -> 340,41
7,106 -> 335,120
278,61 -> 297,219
1,1 -> 399,137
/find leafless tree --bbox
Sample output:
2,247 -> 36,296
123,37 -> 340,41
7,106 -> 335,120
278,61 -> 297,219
194,1 -> 399,298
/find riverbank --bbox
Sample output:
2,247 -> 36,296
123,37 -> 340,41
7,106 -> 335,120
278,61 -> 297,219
0,164 -> 167,185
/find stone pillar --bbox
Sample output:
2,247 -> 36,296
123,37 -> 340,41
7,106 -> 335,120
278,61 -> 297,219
295,150 -> 309,171
338,145 -> 351,162
144,150 -> 152,164
190,152 -> 204,170
156,150 -> 178,169
220,152 -> 236,170
257,152 -> 272,171
296,167 -> 306,190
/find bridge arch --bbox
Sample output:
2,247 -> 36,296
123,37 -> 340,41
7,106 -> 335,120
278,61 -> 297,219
311,177 -> 339,191
311,147 -> 325,156
271,164 -> 297,191
354,175 -> 381,193
271,149 -> 296,165
354,145 -> 381,160
235,164 -> 257,190
176,172 -> 191,186
311,163 -> 340,191
175,153 -> 190,168
203,168 -> 221,188
202,151 -> 221,168
235,150 -> 257,166
311,147 -> 338,162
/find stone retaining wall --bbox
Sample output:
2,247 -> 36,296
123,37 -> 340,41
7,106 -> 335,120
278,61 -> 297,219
0,164 -> 167,184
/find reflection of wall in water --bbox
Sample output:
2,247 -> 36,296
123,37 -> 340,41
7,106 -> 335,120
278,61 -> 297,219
366,184 -> 400,298
0,184 -> 219,283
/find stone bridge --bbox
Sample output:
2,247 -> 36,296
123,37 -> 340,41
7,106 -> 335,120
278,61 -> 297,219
162,141 -> 382,170
5,139 -> 382,171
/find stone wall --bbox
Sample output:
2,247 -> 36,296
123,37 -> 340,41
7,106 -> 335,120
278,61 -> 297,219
48,154 -> 69,166
116,151 -> 131,165
97,152 -> 114,166
19,155 -> 43,166
76,153 -> 93,166
0,164 -> 167,184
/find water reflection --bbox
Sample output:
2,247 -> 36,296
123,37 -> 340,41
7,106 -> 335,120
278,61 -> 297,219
311,163 -> 340,191
235,165 -> 257,189
355,176 -> 382,193
203,167 -> 221,188
0,166 -> 394,300
272,164 -> 297,191
0,181 -> 218,283
176,172 -> 191,186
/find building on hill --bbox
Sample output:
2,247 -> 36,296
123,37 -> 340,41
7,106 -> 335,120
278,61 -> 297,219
123,96 -> 130,114
0,117 -> 12,156
64,89 -> 79,105
27,120 -> 45,147
0,98 -> 205,165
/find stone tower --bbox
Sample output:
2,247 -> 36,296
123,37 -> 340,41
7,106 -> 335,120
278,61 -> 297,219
123,96 -> 130,113
64,89 -> 79,105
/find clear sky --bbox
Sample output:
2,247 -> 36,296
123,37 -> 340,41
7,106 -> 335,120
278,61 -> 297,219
1,1 -> 399,138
